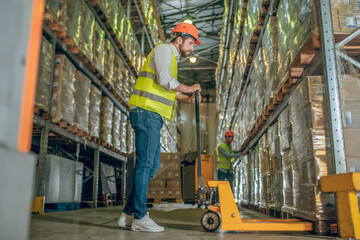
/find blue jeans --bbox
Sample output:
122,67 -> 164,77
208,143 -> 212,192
123,108 -> 163,219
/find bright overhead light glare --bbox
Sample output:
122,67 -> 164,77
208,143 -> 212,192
189,56 -> 197,63
184,19 -> 193,24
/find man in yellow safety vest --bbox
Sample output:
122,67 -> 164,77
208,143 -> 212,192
216,131 -> 241,190
118,22 -> 202,233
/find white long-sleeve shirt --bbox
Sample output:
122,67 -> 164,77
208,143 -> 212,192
150,43 -> 180,90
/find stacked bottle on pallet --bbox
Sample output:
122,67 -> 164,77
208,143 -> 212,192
217,0 -> 360,225
147,153 -> 182,202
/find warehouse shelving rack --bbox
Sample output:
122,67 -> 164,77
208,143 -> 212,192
217,0 -> 360,235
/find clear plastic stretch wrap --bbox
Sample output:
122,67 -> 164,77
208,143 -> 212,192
46,0 -> 61,21
113,54 -> 124,98
120,113 -> 128,153
250,147 -> 260,206
100,96 -> 114,146
331,0 -> 360,34
278,107 -> 293,212
128,127 -> 134,154
60,0 -> 81,47
124,19 -> 133,59
79,1 -> 94,61
116,3 -> 126,46
51,55 -> 76,124
108,0 -> 119,37
288,77 -> 335,221
103,39 -> 115,89
112,106 -> 121,151
252,48 -> 265,119
126,74 -> 136,103
262,17 -> 278,107
93,21 -> 105,76
267,122 -> 283,210
337,57 -> 360,172
259,134 -> 270,208
35,37 -> 53,112
277,0 -> 316,89
74,70 -> 91,133
238,155 -> 249,204
89,85 -> 101,138
121,66 -> 129,102
229,1 -> 244,67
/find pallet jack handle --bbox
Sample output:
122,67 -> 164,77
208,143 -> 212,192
195,91 -> 207,191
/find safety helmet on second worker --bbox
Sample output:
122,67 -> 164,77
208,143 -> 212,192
225,131 -> 234,137
171,22 -> 202,45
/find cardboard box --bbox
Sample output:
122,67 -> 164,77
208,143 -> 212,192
166,179 -> 181,189
160,153 -> 180,162
149,179 -> 164,189
344,128 -> 360,157
339,75 -> 360,101
307,76 -> 325,103
165,189 -> 181,197
343,101 -> 360,128
346,157 -> 360,172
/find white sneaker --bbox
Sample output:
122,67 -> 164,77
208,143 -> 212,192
131,212 -> 164,232
118,212 -> 133,228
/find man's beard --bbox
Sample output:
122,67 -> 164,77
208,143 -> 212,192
180,44 -> 191,57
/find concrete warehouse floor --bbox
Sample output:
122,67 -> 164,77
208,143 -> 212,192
30,204 -> 338,240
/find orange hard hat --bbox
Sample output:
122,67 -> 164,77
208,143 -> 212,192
171,22 -> 201,45
225,131 -> 234,137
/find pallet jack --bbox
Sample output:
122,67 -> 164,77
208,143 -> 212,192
193,91 -> 314,232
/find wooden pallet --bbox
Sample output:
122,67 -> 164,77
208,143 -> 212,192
34,105 -> 50,119
147,197 -> 183,204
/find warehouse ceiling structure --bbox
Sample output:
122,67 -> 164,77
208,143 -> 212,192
154,0 -> 224,89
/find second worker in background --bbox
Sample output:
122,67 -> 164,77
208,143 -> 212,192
216,130 -> 242,190
118,22 -> 203,233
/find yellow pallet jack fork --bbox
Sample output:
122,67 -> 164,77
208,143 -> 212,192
193,91 -> 313,232
201,181 -> 313,232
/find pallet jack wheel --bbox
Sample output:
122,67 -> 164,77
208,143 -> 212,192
201,210 -> 221,232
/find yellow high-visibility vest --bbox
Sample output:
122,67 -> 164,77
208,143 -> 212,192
216,142 -> 235,170
129,44 -> 177,121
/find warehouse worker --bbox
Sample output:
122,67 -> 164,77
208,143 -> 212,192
216,130 -> 241,190
118,22 -> 202,233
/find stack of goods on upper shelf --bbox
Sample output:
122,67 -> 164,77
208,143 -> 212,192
45,0 -> 144,75
35,36 -> 129,154
147,153 -> 181,200
141,0 -> 162,45
331,0 -> 360,34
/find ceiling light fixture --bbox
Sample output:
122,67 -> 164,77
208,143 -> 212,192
184,18 -> 193,24
189,56 -> 197,63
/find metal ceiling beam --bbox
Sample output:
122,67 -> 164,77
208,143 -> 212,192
198,56 -> 217,65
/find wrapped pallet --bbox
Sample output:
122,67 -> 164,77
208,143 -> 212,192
89,85 -> 101,138
116,4 -> 126,47
267,122 -> 283,210
79,1 -> 95,62
259,134 -> 270,209
103,39 -> 115,89
59,0 -> 82,47
120,113 -> 128,153
252,49 -> 265,119
262,16 -> 278,107
278,107 -> 293,213
45,0 -> 62,21
100,96 -> 113,146
331,0 -> 360,34
128,128 -> 134,153
35,36 -> 53,112
277,0 -> 317,89
51,55 -> 76,125
288,76 -> 335,221
74,70 -> 91,134
338,59 -> 360,172
93,21 -> 105,76
113,54 -> 124,98
112,107 -> 121,151
108,0 -> 119,36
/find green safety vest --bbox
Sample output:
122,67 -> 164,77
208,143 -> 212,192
216,142 -> 235,170
129,44 -> 177,121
